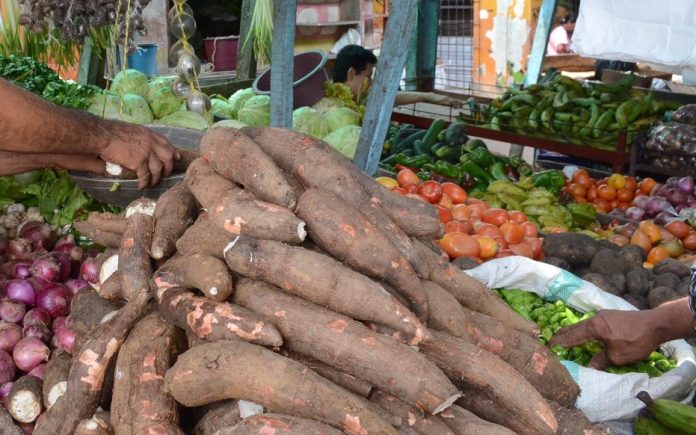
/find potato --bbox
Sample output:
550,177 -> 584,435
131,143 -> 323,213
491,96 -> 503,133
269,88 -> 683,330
619,245 -> 646,269
676,282 -> 690,297
622,294 -> 648,310
582,272 -> 622,296
647,286 -> 680,309
652,259 -> 691,278
625,269 -> 651,297
610,274 -> 626,294
653,273 -> 681,291
596,239 -> 620,252
590,249 -> 631,276
543,257 -> 571,271
542,234 -> 599,268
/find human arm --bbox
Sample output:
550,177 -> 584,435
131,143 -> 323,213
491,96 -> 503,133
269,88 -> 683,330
0,78 -> 177,188
394,91 -> 465,108
549,297 -> 696,369
0,151 -> 106,176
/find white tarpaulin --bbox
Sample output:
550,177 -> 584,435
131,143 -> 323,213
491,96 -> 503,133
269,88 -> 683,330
572,0 -> 696,68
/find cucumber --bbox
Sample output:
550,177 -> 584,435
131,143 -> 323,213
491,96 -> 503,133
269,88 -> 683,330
392,129 -> 426,153
422,119 -> 447,147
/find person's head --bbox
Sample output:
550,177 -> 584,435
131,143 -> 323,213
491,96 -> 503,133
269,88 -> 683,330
561,13 -> 576,32
333,45 -> 377,98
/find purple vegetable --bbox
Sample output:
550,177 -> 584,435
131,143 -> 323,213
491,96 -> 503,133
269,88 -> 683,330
0,299 -> 26,323
632,195 -> 649,210
0,322 -> 22,353
665,176 -> 680,187
6,279 -> 35,306
0,382 -> 13,402
625,207 -> 645,221
55,326 -> 76,354
0,260 -> 32,280
52,316 -> 68,333
0,239 -> 7,257
50,252 -> 71,282
23,309 -> 51,329
79,257 -> 99,284
18,221 -> 53,251
35,284 -> 70,318
28,363 -> 46,380
30,254 -> 61,283
662,186 -> 689,207
654,211 -> 679,226
22,324 -> 51,344
677,176 -> 695,196
54,236 -> 84,262
64,279 -> 89,296
8,238 -> 33,261
0,275 -> 7,294
0,350 -> 15,384
646,196 -> 672,217
12,337 -> 49,372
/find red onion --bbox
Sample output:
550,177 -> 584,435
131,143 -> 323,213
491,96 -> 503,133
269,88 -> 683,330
666,176 -> 680,187
0,299 -> 26,323
52,316 -> 68,333
18,221 -> 53,251
646,197 -> 672,217
22,324 -> 51,344
625,206 -> 645,221
30,254 -> 61,283
0,322 -> 22,352
79,257 -> 99,284
54,236 -> 84,263
0,239 -> 7,257
85,248 -> 101,258
0,275 -> 7,294
28,363 -> 46,380
632,195 -> 649,209
0,381 -> 13,402
23,309 -> 51,328
677,176 -> 695,196
8,238 -> 33,261
0,350 -> 16,384
6,279 -> 35,306
55,327 -> 76,354
654,211 -> 678,226
35,284 -> 70,318
12,337 -> 49,372
662,186 -> 689,207
64,279 -> 89,296
50,252 -> 71,282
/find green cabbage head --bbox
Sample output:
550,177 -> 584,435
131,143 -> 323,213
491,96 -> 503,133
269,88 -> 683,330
211,97 -> 235,119
312,97 -> 345,114
238,95 -> 271,127
213,119 -> 248,129
145,77 -> 183,119
323,125 -> 361,159
154,111 -> 210,131
323,107 -> 360,132
87,92 -> 153,124
228,88 -> 256,119
292,107 -> 329,138
110,69 -> 149,97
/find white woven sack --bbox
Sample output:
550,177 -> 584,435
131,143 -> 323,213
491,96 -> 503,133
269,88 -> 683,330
465,256 -> 696,424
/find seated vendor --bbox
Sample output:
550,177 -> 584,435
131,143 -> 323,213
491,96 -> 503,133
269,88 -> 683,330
331,45 -> 464,109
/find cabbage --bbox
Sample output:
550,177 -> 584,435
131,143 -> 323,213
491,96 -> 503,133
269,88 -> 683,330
110,69 -> 149,97
312,97 -> 345,114
87,92 -> 153,124
145,77 -> 183,119
238,95 -> 270,127
292,107 -> 329,138
323,125 -> 361,159
323,107 -> 360,132
213,119 -> 248,129
228,88 -> 255,119
211,97 -> 235,119
154,111 -> 210,131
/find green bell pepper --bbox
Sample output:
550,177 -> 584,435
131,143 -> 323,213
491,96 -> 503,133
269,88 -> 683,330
394,153 -> 431,168
488,162 -> 508,181
531,170 -> 566,194
433,160 -> 463,180
467,147 -> 496,168
459,157 -> 493,183
434,145 -> 462,163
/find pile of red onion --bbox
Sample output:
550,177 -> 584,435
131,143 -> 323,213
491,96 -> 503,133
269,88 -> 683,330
0,221 -> 95,430
623,176 -> 696,224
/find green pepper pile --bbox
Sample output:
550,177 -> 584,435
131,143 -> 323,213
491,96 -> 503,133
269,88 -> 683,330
380,121 -> 532,190
499,289 -> 678,378
466,70 -> 681,151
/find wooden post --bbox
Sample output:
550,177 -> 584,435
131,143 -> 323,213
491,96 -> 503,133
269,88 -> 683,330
511,0 -> 557,158
415,0 -> 440,91
77,38 -> 100,85
237,0 -> 258,80
269,0 -> 297,128
353,0 -> 418,175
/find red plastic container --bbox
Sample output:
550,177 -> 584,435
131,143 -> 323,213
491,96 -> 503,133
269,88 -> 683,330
204,36 -> 239,72
252,51 -> 329,109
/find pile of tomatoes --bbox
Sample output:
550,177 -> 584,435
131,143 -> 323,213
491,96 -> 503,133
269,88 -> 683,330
564,169 -> 657,214
377,169 -> 544,264
609,219 -> 696,267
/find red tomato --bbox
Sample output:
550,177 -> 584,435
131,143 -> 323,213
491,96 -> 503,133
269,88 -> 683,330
440,182 -> 468,204
444,220 -> 473,235
391,187 -> 407,195
473,235 -> 499,260
435,204 -> 452,224
509,243 -> 534,259
438,233 -> 481,259
438,193 -> 453,210
521,222 -> 538,238
417,180 -> 443,204
521,237 -> 543,259
494,236 -> 509,250
466,198 -> 489,209
396,168 -> 420,187
495,249 -> 515,259
467,203 -> 487,219
500,221 -> 524,245
481,208 -> 509,226
508,210 -> 528,224
401,183 -> 419,194
451,204 -> 472,221
475,223 -> 503,238
683,232 -> 696,250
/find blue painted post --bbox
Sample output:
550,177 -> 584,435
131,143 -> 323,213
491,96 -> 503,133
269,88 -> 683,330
511,0 -> 558,157
416,0 -> 440,91
353,0 -> 419,175
270,0 -> 297,128
237,0 -> 258,80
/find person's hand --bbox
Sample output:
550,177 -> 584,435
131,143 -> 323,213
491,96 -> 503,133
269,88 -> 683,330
0,151 -> 106,176
430,94 -> 466,108
549,309 -> 665,370
98,123 -> 178,189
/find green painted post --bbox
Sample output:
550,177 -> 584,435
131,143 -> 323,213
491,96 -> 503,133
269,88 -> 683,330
269,0 -> 296,128
416,0 -> 439,91
237,0 -> 258,80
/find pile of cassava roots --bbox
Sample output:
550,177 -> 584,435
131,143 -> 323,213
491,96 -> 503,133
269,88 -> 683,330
17,126 -> 612,435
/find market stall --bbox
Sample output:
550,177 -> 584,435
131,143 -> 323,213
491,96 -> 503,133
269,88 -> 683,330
0,0 -> 696,434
